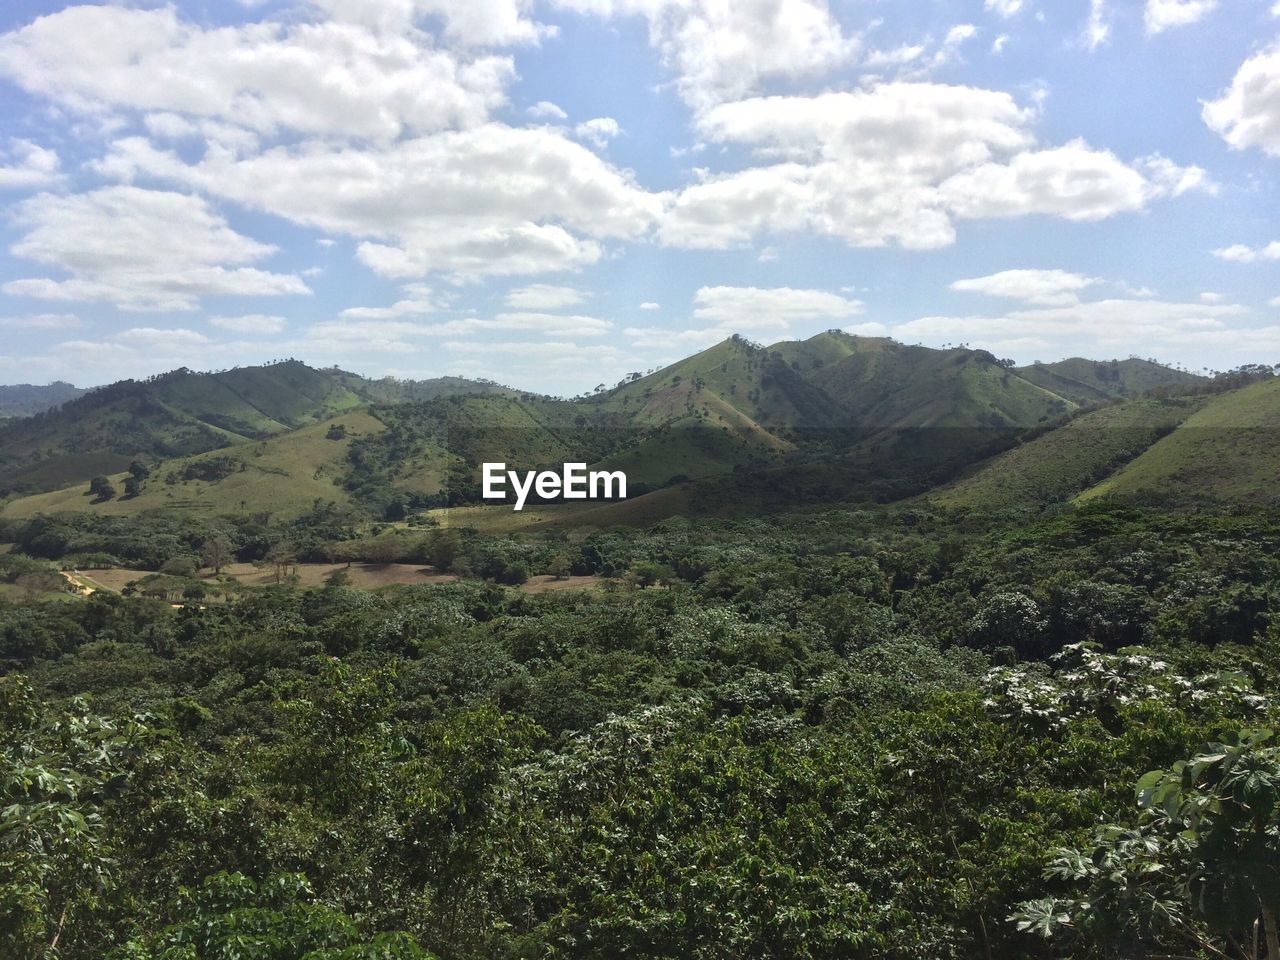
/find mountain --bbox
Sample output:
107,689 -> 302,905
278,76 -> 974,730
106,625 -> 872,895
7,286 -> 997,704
936,374 -> 1280,510
1076,377 -> 1280,506
0,381 -> 85,419
0,360 -> 516,497
936,396 -> 1205,510
0,334 -> 1214,522
1014,357 -> 1202,406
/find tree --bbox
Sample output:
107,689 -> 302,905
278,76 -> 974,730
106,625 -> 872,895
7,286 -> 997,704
1016,728 -> 1280,959
87,476 -> 116,501
266,541 -> 297,584
546,555 -> 572,580
200,535 -> 234,576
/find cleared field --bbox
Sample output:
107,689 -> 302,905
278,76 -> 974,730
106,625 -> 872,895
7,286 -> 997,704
63,562 -> 602,594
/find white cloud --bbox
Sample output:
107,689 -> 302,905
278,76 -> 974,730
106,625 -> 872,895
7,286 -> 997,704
845,321 -> 889,336
985,0 -> 1023,17
1144,0 -> 1217,34
991,34 -> 1010,54
1212,241 -> 1280,263
115,327 -> 211,350
96,125 -> 664,281
0,5 -> 514,141
1085,0 -> 1111,50
309,311 -> 612,343
340,283 -> 441,318
314,0 -> 555,48
574,117 -> 621,148
639,301 -> 660,310
894,297 -> 1249,359
1199,291 -> 1224,303
0,139 -> 60,190
210,313 -> 288,334
950,269 -> 1100,306
1270,295 -> 1280,308
551,0 -> 857,111
662,85 -> 1201,252
528,100 -> 568,120
0,312 -> 81,330
505,284 -> 587,309
5,186 -> 309,311
1204,45 -> 1280,156
693,285 -> 863,326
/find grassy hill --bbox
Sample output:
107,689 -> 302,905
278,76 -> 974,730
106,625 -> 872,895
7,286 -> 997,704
0,361 -> 514,497
1015,357 -> 1202,405
2,409 -> 385,520
935,397 -> 1205,510
1076,378 -> 1280,506
0,334 -> 1217,524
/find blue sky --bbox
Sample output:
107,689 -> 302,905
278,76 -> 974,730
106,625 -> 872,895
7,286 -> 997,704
0,0 -> 1278,395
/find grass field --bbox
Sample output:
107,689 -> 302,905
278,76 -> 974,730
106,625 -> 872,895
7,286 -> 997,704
1,410 -> 385,520
1078,379 -> 1280,505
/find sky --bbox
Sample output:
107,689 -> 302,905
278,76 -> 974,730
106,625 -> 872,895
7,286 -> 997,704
0,0 -> 1278,395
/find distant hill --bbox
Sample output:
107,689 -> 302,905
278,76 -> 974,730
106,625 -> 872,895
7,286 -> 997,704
0,334 -> 1221,522
936,396 -> 1206,510
0,360 -> 516,497
1077,378 -> 1280,506
1014,357 -> 1202,406
0,381 -> 85,419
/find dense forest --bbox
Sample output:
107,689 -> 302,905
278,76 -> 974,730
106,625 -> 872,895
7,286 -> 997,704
4,501 -> 1280,959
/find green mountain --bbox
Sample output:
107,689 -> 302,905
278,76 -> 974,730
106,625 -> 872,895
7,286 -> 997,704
0,360 -> 515,497
1014,357 -> 1202,406
1077,377 -> 1280,506
0,333 -> 1215,522
0,381 -> 85,419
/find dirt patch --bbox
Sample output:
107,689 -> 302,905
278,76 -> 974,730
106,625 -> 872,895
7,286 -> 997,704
215,562 -> 456,589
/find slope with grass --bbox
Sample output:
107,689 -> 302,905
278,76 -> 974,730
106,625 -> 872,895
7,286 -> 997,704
0,361 -> 513,497
1,410 -> 385,520
1014,357 -> 1202,405
1076,378 -> 1280,505
935,397 -> 1206,510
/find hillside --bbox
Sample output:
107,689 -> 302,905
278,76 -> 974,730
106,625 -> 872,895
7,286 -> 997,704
0,361 -> 515,497
2,409 -> 385,521
0,334 -> 1213,523
1014,357 -> 1202,405
1076,378 -> 1280,506
0,381 -> 85,419
935,396 -> 1206,510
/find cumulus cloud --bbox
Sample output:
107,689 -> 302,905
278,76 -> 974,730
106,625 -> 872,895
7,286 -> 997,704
340,283 -> 441,319
1204,44 -> 1280,156
692,285 -> 863,326
0,4 -> 514,141
4,186 -> 309,311
1212,241 -> 1280,263
1085,0 -> 1111,50
0,139 -> 60,190
210,314 -> 289,334
1145,0 -> 1217,34
894,297 -> 1249,359
528,100 -> 568,120
661,85 -> 1204,251
574,117 -> 621,148
950,269 -> 1100,306
314,0 -> 554,48
985,0 -> 1023,17
505,284 -> 587,309
551,0 -> 857,111
96,126 -> 664,281
309,312 -> 612,345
